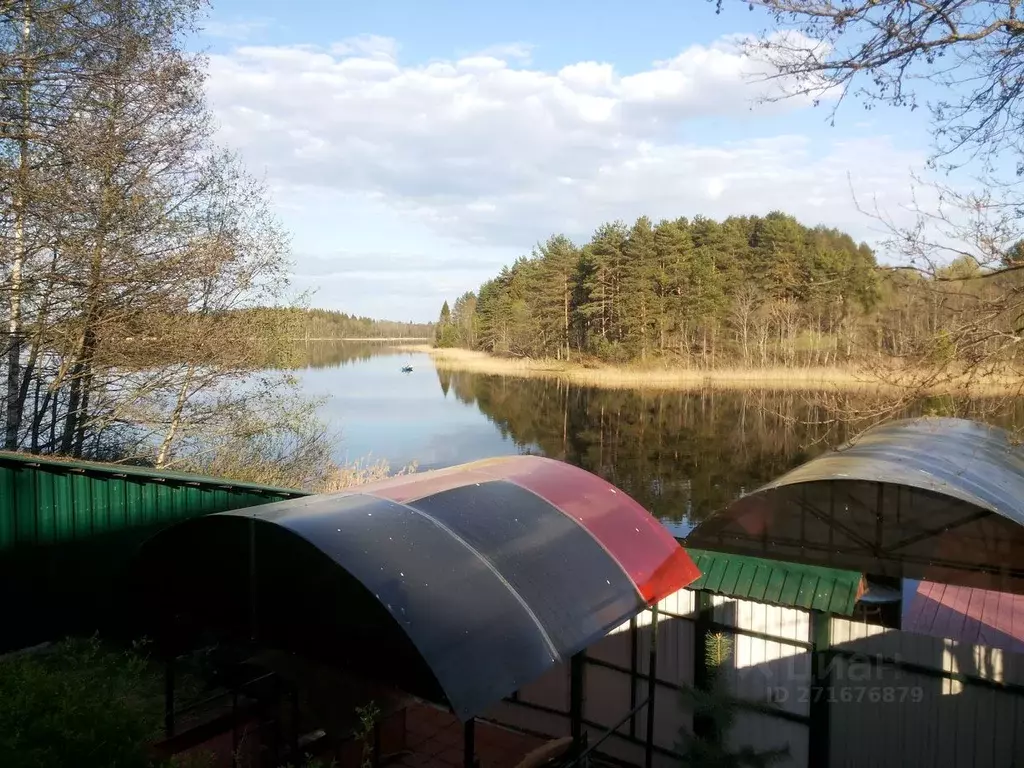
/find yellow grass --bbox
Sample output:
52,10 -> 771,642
394,344 -> 1023,394
316,456 -> 418,493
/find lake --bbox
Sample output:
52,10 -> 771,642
293,342 -> 1024,534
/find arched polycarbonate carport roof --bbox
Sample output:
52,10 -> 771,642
132,456 -> 699,721
686,417 -> 1024,594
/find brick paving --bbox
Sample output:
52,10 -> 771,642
394,702 -> 545,768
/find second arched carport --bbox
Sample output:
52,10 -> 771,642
686,416 -> 1024,595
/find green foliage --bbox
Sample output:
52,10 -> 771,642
0,637 -> 182,768
450,292 -> 479,348
436,323 -> 460,348
354,701 -> 381,768
443,211 -> 883,365
676,632 -> 789,768
435,301 -> 462,347
705,632 -> 733,673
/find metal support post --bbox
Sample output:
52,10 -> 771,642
570,651 -> 586,749
463,718 -> 476,768
645,605 -> 659,768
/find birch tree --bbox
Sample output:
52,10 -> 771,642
149,154 -> 291,467
0,0 -> 305,467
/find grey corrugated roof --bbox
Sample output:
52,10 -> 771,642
686,417 -> 1024,593
760,417 -> 1024,527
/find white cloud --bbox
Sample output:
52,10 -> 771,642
465,42 -> 535,63
205,32 -> 930,260
329,34 -> 400,61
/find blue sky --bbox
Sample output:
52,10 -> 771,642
195,0 -> 941,322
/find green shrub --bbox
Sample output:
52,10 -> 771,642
0,636 -> 175,768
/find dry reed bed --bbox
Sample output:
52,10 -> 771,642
395,345 -> 1022,395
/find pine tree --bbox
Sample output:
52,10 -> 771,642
529,235 -> 579,360
435,300 -> 458,347
677,632 -> 789,767
619,216 -> 658,360
654,218 -> 693,354
578,222 -> 627,355
451,292 -> 477,348
750,212 -> 805,302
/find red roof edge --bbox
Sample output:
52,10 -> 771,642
638,546 -> 702,605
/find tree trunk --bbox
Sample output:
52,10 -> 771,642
60,355 -> 85,454
30,375 -> 45,453
6,3 -> 33,450
61,218 -> 106,455
156,363 -> 196,466
563,274 -> 570,362
72,364 -> 93,457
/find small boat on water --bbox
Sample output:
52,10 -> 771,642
400,365 -> 413,373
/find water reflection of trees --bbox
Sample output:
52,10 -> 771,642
277,342 -> 406,370
444,372 -> 1024,524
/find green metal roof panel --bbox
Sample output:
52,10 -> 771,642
765,567 -> 788,605
732,560 -> 757,598
686,548 -> 865,616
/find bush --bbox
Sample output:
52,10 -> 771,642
0,637 -> 186,768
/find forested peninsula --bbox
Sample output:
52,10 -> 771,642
431,211 -> 1020,380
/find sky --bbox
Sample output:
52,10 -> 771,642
194,0 -> 944,322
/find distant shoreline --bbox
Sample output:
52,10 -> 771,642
393,344 -> 1020,395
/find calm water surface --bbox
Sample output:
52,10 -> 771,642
293,343 -> 1022,532
297,345 -> 530,469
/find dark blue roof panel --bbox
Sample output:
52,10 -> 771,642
132,456 -> 700,720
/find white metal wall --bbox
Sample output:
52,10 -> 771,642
485,587 -> 1024,768
827,616 -> 1024,768
709,593 -> 811,768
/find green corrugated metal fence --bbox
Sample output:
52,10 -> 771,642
0,452 -> 310,652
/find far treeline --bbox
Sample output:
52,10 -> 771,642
434,212 -> 1024,369
235,308 -> 433,341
